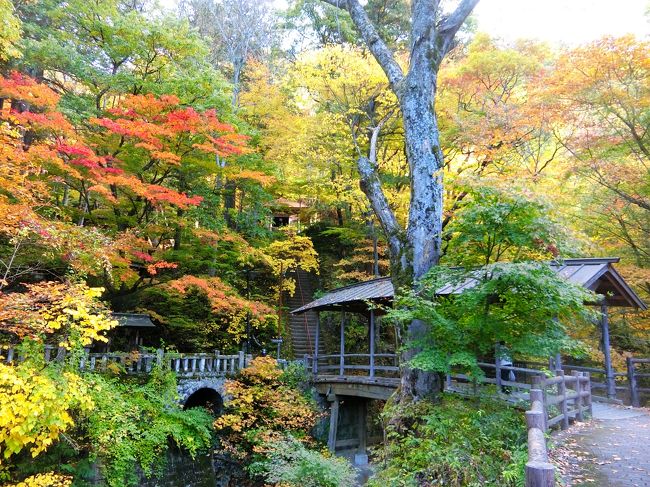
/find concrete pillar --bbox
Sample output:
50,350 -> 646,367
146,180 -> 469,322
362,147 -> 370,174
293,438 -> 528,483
327,396 -> 340,453
354,400 -> 368,466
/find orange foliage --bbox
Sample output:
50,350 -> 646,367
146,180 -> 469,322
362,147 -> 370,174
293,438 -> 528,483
165,275 -> 273,320
214,357 -> 318,459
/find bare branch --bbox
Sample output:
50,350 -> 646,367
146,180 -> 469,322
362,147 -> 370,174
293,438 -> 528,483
320,0 -> 405,91
438,0 -> 480,54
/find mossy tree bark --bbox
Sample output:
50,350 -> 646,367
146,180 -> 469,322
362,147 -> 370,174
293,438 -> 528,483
320,0 -> 479,402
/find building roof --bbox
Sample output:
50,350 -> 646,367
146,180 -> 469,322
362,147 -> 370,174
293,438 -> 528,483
111,313 -> 156,328
291,258 -> 647,314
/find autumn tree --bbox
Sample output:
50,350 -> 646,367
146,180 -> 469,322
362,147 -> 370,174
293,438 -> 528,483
545,36 -> 650,293
0,0 -> 21,62
15,0 -> 223,118
316,0 -> 479,400
180,0 -> 276,108
264,230 -> 319,337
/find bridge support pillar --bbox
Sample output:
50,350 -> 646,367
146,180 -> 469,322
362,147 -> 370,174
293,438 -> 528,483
354,399 -> 368,466
327,395 -> 340,453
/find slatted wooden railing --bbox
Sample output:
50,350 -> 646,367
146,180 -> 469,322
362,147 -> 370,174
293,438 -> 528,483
304,353 -> 399,379
0,345 -> 250,378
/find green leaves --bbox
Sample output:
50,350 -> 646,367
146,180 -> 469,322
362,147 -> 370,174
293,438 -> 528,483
371,395 -> 527,486
444,185 -> 571,267
392,261 -> 595,377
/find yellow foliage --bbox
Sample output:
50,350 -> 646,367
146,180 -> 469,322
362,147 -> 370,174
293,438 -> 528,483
0,282 -> 117,347
0,361 -> 93,462
6,472 -> 72,486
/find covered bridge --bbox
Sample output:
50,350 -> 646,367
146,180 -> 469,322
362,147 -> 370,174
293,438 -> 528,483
293,259 -> 646,374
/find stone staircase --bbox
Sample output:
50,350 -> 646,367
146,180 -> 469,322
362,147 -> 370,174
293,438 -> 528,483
284,269 -> 324,358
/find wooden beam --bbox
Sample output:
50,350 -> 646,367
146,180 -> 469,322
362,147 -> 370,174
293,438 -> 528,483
369,309 -> 376,378
600,302 -> 617,399
314,312 -> 320,375
340,312 -> 345,377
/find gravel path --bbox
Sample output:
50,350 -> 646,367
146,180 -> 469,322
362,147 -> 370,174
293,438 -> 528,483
550,403 -> 650,486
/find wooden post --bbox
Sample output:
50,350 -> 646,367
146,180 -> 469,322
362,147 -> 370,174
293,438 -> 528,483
525,460 -> 555,487
525,391 -> 555,486
339,313 -> 345,377
600,302 -> 617,400
571,370 -> 584,421
554,353 -> 562,372
584,372 -> 593,415
495,356 -> 502,390
369,309 -> 376,378
327,396 -> 340,453
529,387 -> 547,431
314,313 -> 320,375
557,370 -> 569,430
627,357 -> 640,407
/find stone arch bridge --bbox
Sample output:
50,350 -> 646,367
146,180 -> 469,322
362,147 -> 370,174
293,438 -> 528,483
1,346 -> 251,413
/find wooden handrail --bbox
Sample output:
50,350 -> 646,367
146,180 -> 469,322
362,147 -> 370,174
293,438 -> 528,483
525,388 -> 555,486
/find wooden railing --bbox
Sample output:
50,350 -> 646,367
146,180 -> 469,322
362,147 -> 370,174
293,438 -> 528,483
523,371 -> 592,486
0,345 -> 251,378
304,353 -> 399,380
525,388 -> 554,487
522,356 -> 650,406
446,361 -> 547,397
626,357 -> 650,407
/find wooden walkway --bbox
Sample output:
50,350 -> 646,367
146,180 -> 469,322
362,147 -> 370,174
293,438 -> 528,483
551,403 -> 650,486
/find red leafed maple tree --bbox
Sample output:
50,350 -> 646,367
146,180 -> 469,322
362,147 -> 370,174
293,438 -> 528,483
0,73 -> 252,290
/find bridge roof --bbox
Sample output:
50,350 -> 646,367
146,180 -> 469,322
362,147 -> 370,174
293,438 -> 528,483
291,258 -> 646,314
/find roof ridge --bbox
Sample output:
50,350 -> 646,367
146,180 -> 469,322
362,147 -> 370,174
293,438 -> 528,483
322,276 -> 392,294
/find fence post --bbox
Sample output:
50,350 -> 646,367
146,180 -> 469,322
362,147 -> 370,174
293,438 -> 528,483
557,370 -> 569,430
156,348 -> 164,368
627,357 -> 640,408
571,370 -> 584,421
79,348 -> 90,370
495,357 -> 502,390
55,346 -> 67,363
529,388 -> 547,431
238,351 -> 245,370
584,372 -> 593,416
525,396 -> 555,487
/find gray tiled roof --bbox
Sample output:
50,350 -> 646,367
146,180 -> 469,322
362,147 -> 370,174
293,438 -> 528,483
111,313 -> 156,328
291,258 -> 646,314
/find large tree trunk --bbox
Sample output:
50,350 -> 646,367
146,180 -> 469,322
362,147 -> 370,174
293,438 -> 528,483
396,84 -> 446,401
322,0 -> 479,403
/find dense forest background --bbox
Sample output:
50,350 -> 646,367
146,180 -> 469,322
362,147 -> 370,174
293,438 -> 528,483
1,0 -> 649,362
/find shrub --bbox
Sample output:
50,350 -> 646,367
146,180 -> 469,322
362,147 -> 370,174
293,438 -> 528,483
81,367 -> 214,487
370,394 -> 527,487
251,436 -> 357,487
214,356 -> 319,461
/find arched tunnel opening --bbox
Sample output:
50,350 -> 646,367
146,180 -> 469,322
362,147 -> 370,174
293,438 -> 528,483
183,388 -> 223,416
